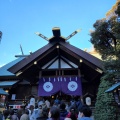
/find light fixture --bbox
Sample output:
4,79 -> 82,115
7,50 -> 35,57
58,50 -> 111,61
95,68 -> 103,74
52,96 -> 54,98
79,59 -> 83,63
34,61 -> 37,65
16,71 -> 22,76
5,90 -> 9,93
56,45 -> 59,48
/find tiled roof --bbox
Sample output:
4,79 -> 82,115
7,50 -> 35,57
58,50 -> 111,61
0,80 -> 19,87
0,57 -> 25,76
0,88 -> 9,95
105,82 -> 120,93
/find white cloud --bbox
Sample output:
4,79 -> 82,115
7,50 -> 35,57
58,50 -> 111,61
88,45 -> 95,52
83,45 -> 94,52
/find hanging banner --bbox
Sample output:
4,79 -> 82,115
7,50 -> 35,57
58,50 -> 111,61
38,76 -> 82,96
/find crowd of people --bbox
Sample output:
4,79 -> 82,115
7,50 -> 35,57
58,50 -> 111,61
0,96 -> 93,120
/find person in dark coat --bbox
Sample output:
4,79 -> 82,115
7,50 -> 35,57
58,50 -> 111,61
76,98 -> 83,113
17,108 -> 23,120
3,109 -> 10,120
20,109 -> 29,120
47,106 -> 60,120
36,107 -> 49,120
59,102 -> 68,120
0,111 -> 3,120
78,105 -> 92,120
10,109 -> 19,120
65,106 -> 78,120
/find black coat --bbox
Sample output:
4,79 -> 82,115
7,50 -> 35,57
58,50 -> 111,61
36,116 -> 48,120
60,109 -> 68,120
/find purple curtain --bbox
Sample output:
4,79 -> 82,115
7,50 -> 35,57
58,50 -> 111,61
38,76 -> 82,96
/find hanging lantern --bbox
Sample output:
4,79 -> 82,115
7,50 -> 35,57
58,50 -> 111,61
85,97 -> 91,106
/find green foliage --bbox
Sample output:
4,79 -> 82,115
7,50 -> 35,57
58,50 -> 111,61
90,21 -> 116,60
106,1 -> 120,18
94,76 -> 117,120
104,59 -> 120,78
115,3 -> 120,16
90,2 -> 120,120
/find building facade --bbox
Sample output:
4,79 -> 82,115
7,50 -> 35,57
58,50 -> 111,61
0,27 -> 103,107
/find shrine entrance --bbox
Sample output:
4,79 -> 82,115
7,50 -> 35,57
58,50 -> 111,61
38,76 -> 82,97
6,27 -> 103,107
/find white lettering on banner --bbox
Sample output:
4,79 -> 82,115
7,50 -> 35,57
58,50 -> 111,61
38,77 -> 82,96
43,78 -> 45,82
43,82 -> 53,92
9,105 -> 21,109
76,77 -> 77,81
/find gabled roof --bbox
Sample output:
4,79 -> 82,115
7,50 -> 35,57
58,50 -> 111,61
8,42 -> 56,74
8,27 -> 103,82
59,41 -> 102,69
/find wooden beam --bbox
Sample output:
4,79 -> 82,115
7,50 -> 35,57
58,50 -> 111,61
52,27 -> 61,37
61,56 -> 75,68
45,56 -> 58,69
60,45 -> 100,70
15,46 -> 57,74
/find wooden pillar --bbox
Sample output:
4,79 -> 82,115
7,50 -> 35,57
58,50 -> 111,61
78,69 -> 84,103
39,71 -> 42,79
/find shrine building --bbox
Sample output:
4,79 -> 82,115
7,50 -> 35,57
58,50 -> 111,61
0,27 -> 103,107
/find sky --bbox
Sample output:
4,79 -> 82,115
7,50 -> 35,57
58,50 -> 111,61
0,0 -> 116,67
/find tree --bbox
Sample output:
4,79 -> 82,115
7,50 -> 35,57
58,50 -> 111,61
94,74 -> 116,120
0,31 -> 2,43
90,2 -> 120,120
106,0 -> 120,18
